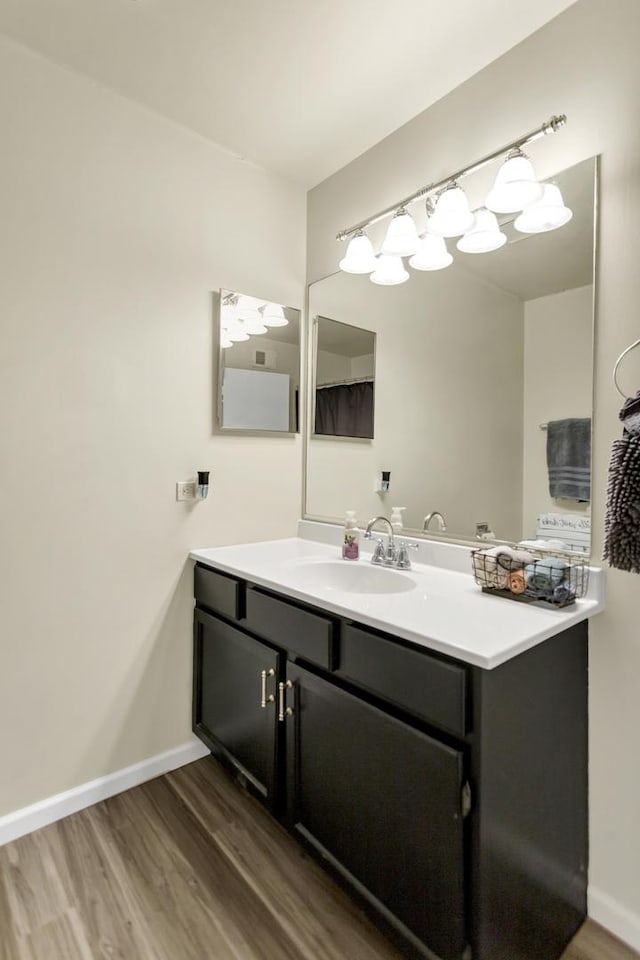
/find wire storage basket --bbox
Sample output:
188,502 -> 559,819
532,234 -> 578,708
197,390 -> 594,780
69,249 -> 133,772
470,546 -> 589,608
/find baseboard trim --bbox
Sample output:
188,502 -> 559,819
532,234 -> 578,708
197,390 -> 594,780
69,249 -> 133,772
589,885 -> 640,953
0,739 -> 210,848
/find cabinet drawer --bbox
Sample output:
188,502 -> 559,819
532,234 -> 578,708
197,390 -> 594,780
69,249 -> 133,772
245,587 -> 335,669
194,564 -> 243,620
338,624 -> 468,736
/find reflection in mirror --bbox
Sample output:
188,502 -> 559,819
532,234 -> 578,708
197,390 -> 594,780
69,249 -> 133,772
217,289 -> 300,432
305,158 -> 596,554
314,316 -> 376,439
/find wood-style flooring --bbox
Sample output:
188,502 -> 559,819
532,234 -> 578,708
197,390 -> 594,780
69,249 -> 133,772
0,756 -> 637,960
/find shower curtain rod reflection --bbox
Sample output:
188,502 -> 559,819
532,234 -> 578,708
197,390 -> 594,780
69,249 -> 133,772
316,376 -> 375,389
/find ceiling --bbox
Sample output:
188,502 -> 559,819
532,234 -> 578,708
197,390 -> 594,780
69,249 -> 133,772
0,0 -> 577,187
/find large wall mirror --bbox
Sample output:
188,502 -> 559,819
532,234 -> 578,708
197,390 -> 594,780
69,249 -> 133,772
216,289 -> 301,433
304,157 -> 597,554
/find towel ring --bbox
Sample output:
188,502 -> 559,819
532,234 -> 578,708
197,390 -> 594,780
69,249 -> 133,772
613,338 -> 640,400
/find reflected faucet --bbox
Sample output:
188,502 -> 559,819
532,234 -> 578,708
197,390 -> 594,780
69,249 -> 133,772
423,511 -> 447,532
364,516 -> 396,565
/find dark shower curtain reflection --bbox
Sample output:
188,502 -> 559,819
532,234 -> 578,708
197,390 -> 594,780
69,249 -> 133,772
315,381 -> 374,439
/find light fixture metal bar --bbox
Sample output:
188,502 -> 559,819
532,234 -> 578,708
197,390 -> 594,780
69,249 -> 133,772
336,114 -> 567,241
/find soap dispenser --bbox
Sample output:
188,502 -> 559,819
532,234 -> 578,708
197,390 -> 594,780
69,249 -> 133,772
390,507 -> 406,534
342,510 -> 360,561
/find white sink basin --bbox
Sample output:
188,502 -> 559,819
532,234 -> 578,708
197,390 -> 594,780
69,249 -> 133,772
282,559 -> 417,595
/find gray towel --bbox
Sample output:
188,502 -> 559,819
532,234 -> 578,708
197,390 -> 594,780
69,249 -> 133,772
546,418 -> 591,501
604,433 -> 640,573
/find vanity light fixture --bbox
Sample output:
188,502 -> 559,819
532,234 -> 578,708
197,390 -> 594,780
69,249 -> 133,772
370,254 -> 410,285
336,114 -> 568,281
222,292 -> 289,346
457,208 -> 507,254
381,208 -> 421,257
408,232 -> 453,271
338,230 -> 378,274
513,182 -> 573,233
485,148 -> 544,213
427,183 -> 475,238
261,302 -> 289,327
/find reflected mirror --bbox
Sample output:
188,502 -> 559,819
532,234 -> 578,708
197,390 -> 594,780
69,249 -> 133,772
217,289 -> 301,433
314,317 -> 376,439
305,157 -> 597,554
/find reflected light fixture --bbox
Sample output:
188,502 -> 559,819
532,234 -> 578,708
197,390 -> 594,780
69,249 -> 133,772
457,208 -> 507,254
427,183 -> 475,238
335,114 -> 568,287
381,208 -> 420,257
339,230 -> 378,274
409,233 -> 453,271
485,148 -> 543,213
262,302 -> 289,327
514,183 -> 573,233
370,255 -> 409,285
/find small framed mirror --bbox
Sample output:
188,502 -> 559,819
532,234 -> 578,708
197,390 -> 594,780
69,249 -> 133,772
217,289 -> 301,433
313,316 -> 376,439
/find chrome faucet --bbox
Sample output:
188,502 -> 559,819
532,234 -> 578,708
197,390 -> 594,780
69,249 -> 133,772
423,511 -> 447,532
364,516 -> 396,566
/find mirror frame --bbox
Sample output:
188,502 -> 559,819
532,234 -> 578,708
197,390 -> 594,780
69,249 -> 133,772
302,156 -> 600,557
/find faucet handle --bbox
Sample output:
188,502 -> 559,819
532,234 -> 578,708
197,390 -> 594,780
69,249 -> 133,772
396,541 -> 420,569
371,538 -> 386,564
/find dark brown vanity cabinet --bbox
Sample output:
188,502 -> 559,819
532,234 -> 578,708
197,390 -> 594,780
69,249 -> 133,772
193,561 -> 588,960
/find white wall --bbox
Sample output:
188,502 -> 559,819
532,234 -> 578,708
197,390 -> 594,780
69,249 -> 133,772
307,266 -> 524,537
522,285 -> 593,537
307,0 -> 640,946
0,36 -> 305,817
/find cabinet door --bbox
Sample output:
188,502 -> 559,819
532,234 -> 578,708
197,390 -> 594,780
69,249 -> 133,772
193,609 -> 280,807
286,664 -> 467,960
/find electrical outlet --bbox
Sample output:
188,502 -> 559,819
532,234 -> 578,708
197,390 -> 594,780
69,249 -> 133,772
176,480 -> 196,501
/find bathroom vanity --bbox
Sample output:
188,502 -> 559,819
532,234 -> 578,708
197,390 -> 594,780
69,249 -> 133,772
190,534 -> 604,960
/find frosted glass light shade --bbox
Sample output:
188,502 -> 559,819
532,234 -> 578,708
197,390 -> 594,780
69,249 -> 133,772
381,208 -> 420,257
262,302 -> 288,327
221,335 -> 234,349
236,294 -> 266,312
370,254 -> 409,285
339,231 -> 378,274
409,233 -> 453,271
427,184 -> 475,238
457,209 -> 507,254
485,149 -> 544,213
225,325 -> 250,343
514,183 -> 573,233
243,319 -> 268,335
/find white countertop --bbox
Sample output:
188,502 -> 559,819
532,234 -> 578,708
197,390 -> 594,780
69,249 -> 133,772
190,525 -> 605,670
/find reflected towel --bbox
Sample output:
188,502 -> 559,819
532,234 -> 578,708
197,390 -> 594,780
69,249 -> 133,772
546,418 -> 591,502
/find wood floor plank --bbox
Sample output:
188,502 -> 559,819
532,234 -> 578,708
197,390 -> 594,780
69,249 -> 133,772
0,828 -> 72,940
134,774 -> 307,960
0,863 -> 23,960
21,909 -> 93,960
53,806 -> 159,960
167,759 -> 406,960
87,790 -> 243,960
0,757 -> 638,960
564,920 -> 640,960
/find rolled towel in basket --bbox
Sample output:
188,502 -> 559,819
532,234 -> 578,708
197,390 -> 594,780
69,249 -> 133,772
524,557 -> 569,597
474,546 -> 534,588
